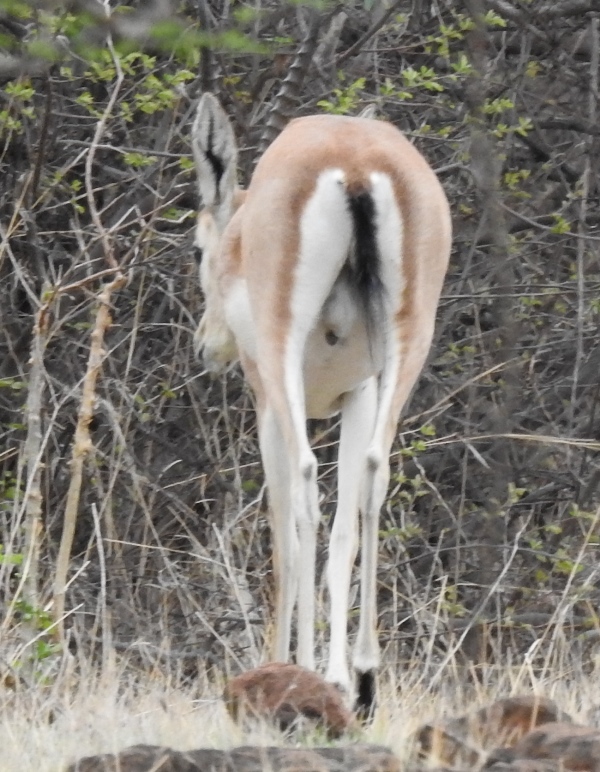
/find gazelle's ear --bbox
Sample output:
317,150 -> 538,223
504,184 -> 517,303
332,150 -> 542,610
358,104 -> 377,120
192,93 -> 238,219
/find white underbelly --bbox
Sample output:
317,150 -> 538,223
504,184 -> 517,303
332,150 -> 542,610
225,277 -> 382,419
303,317 -> 379,418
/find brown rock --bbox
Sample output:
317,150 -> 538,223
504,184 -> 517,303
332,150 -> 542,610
66,743 -> 400,772
485,722 -> 600,772
416,696 -> 571,766
223,662 -> 356,737
485,761 -> 562,772
415,724 -> 483,767
458,697 -> 572,746
222,745 -> 400,771
65,744 -> 204,771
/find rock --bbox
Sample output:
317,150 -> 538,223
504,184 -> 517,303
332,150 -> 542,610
485,761 -> 562,772
415,724 -> 482,768
223,662 -> 356,737
218,745 -> 400,771
416,696 -> 571,766
460,697 -> 572,746
65,744 -> 203,771
66,743 -> 400,772
485,722 -> 600,772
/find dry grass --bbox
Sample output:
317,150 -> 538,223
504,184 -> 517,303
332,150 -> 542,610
1,636 -> 599,771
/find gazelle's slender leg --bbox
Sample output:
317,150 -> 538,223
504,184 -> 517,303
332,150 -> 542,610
354,326 -> 436,706
257,404 -> 297,661
258,342 -> 319,670
290,414 -> 320,670
353,333 -> 399,685
325,376 -> 378,694
272,343 -> 329,672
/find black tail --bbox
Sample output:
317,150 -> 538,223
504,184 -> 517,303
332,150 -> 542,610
346,189 -> 384,341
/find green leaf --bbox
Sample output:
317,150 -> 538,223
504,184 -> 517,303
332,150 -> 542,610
123,151 -> 156,168
0,378 -> 25,391
551,214 -> 570,234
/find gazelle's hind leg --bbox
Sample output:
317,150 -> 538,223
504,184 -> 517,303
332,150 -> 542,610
241,354 -> 298,663
257,405 -> 297,661
350,170 -> 442,712
353,326 -> 436,712
325,377 -> 377,697
253,170 -> 354,670
259,362 -> 320,671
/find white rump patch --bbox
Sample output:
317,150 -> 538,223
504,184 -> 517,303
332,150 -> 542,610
369,171 -> 404,311
286,169 -> 354,358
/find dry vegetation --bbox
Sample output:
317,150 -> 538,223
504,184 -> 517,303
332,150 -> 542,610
2,655 -> 600,770
0,0 -> 599,767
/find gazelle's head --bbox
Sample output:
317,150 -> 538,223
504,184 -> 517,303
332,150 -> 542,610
191,94 -> 244,372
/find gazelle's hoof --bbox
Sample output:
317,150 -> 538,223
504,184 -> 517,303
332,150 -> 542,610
355,668 -> 377,720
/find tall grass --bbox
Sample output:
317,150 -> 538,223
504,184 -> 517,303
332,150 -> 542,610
1,620 -> 598,771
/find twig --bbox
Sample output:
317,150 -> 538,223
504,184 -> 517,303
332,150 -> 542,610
428,432 -> 600,452
57,138 -> 184,160
416,516 -> 532,696
84,37 -> 124,270
501,203 -> 600,242
30,76 -> 52,204
336,0 -> 404,64
21,288 -> 54,610
462,0 -> 520,604
537,0 -> 598,19
405,359 -> 518,425
0,208 -> 41,312
259,9 -> 324,152
197,0 -> 214,94
52,271 -> 126,636
570,16 -> 598,432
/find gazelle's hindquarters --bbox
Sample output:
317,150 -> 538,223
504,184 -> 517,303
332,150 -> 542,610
353,168 -> 451,711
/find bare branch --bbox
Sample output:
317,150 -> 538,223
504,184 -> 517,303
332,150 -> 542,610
337,0 -> 404,64
84,38 -> 124,271
21,292 -> 53,610
258,10 -> 323,152
537,0 -> 598,19
196,0 -> 214,94
570,17 -> 599,432
52,271 -> 126,637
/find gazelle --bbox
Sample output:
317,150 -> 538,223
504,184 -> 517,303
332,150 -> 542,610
192,93 -> 451,706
